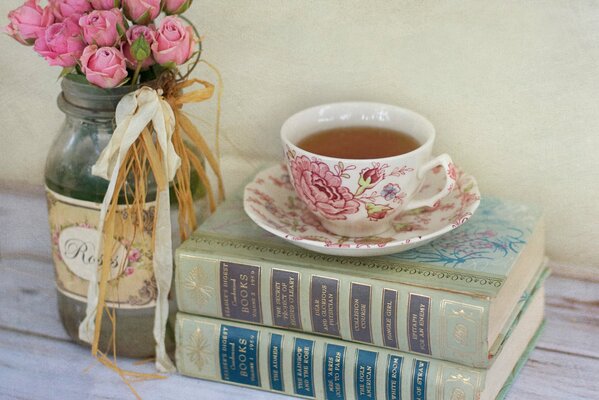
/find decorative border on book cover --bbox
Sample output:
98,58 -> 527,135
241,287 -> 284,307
188,236 -> 506,289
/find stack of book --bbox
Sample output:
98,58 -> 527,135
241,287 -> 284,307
173,193 -> 547,400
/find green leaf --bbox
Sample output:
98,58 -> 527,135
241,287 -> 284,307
151,64 -> 168,77
115,77 -> 131,88
131,36 -> 151,62
135,9 -> 151,25
161,61 -> 177,70
65,73 -> 90,85
116,22 -> 126,39
58,67 -> 75,80
114,0 -> 121,8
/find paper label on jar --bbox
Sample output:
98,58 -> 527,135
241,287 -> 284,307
46,187 -> 158,309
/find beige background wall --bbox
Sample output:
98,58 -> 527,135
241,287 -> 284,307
1,1 -> 597,267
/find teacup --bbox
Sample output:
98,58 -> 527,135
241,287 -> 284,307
281,102 -> 456,237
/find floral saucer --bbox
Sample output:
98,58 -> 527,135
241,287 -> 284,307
243,163 -> 481,257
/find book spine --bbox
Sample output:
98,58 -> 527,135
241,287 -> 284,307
176,251 -> 491,367
176,312 -> 485,400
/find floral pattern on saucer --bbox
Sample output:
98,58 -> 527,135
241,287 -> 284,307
243,163 -> 481,256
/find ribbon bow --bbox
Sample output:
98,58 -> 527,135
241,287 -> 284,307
79,77 -> 223,380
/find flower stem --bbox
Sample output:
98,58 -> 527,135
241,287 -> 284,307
131,63 -> 143,86
180,15 -> 202,80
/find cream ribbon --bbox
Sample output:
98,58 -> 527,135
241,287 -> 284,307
79,86 -> 180,373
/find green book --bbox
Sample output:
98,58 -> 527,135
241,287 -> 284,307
175,196 -> 544,368
175,273 -> 546,400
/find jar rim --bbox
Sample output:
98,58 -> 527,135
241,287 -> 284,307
58,76 -> 156,119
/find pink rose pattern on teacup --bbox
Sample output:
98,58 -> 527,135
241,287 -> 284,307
287,150 -> 423,225
245,163 -> 480,250
289,155 -> 360,220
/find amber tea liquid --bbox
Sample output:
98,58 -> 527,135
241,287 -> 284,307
296,126 -> 420,159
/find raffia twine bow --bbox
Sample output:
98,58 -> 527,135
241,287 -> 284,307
78,75 -> 224,390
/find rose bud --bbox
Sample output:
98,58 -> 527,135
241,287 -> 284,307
90,0 -> 121,10
79,9 -> 125,47
34,18 -> 85,67
48,0 -> 92,22
80,45 -> 128,88
121,24 -> 155,69
365,203 -> 393,221
122,0 -> 161,25
151,16 -> 195,66
4,0 -> 55,45
163,0 -> 193,15
356,164 -> 386,195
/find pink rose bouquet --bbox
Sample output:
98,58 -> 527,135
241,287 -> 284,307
4,0 -> 199,88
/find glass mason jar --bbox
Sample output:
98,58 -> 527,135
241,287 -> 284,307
45,76 -> 204,358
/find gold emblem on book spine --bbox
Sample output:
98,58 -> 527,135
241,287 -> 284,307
436,366 -> 481,399
184,265 -> 214,306
453,323 -> 468,345
450,388 -> 466,400
183,327 -> 213,371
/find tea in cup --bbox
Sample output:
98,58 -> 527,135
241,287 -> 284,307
281,102 -> 456,237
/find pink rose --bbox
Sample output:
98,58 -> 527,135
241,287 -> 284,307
151,16 -> 194,66
124,266 -> 135,276
122,0 -> 161,25
90,0 -> 121,10
79,9 -> 124,47
290,155 -> 360,220
163,0 -> 192,15
80,45 -> 128,88
121,24 -> 155,69
48,0 -> 92,22
127,248 -> 141,263
34,18 -> 85,67
4,0 -> 54,45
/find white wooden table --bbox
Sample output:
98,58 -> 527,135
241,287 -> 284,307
1,185 -> 598,399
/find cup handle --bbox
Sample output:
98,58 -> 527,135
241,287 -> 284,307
402,154 -> 456,212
